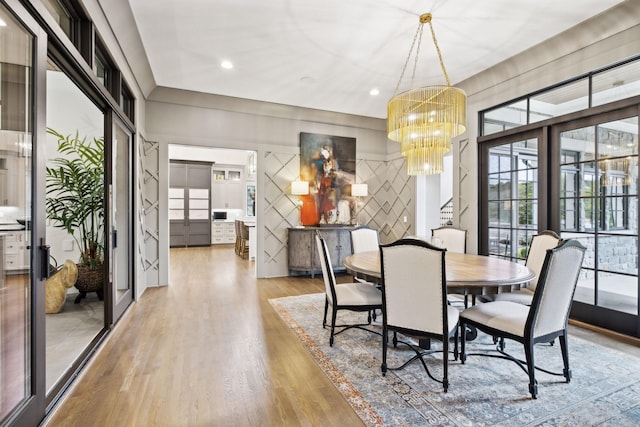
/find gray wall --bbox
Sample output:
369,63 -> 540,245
144,88 -> 413,278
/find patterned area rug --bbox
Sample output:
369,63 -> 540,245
269,292 -> 640,426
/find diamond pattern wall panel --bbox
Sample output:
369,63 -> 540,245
263,151 -> 301,277
142,138 -> 161,286
254,151 -> 413,277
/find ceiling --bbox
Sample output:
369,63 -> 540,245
128,0 -> 626,119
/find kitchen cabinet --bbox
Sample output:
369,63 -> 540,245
211,166 -> 243,209
287,226 -> 354,277
2,229 -> 28,271
211,221 -> 235,245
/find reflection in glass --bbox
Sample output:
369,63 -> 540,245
592,59 -> 640,107
530,78 -> 589,123
0,4 -> 33,420
597,271 -> 637,315
482,99 -> 528,136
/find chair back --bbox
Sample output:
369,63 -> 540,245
350,226 -> 379,254
525,230 -> 561,291
240,222 -> 249,239
380,238 -> 448,336
431,226 -> 467,253
315,234 -> 337,306
235,219 -> 241,237
528,239 -> 586,339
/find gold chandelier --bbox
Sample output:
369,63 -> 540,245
387,13 -> 466,175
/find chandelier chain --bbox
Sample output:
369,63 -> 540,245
393,20 -> 422,95
427,21 -> 451,86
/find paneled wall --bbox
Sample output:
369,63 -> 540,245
259,150 -> 414,277
140,136 -> 161,288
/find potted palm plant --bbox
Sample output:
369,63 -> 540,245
45,128 -> 105,302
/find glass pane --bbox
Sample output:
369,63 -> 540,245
592,59 -> 640,107
597,272 -> 637,315
488,201 -> 501,226
530,78 -> 589,123
41,0 -> 72,39
488,176 -> 499,200
46,65 -> 105,391
482,99 -> 528,136
598,235 -> 637,275
580,164 -> 596,197
0,3 -> 33,420
574,270 -> 595,305
560,126 -> 595,162
498,172 -> 511,200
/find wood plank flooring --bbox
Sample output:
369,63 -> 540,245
44,245 -> 640,426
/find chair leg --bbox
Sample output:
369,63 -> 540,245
524,342 -> 538,399
442,337 -> 449,392
322,298 -> 329,328
329,307 -> 337,347
381,328 -> 388,375
559,334 -> 572,382
460,322 -> 467,364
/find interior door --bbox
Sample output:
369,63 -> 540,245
108,116 -> 133,323
0,1 -> 47,425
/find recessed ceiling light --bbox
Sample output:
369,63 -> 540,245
221,60 -> 233,69
369,88 -> 380,96
0,18 -> 7,27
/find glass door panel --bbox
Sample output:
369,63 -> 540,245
0,2 -> 33,423
45,64 -> 105,392
110,118 -> 133,322
486,137 -> 539,261
559,116 -> 639,317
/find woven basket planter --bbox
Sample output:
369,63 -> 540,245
74,263 -> 104,293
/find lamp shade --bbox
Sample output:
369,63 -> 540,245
351,183 -> 368,197
291,180 -> 309,195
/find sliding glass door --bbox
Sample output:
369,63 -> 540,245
480,105 -> 640,337
553,112 -> 639,334
0,1 -> 47,425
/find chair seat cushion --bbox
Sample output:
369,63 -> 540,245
335,282 -> 382,306
480,289 -> 534,305
460,301 -> 529,337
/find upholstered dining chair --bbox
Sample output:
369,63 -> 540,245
350,226 -> 380,284
379,238 -> 459,392
350,226 -> 380,254
431,225 -> 467,254
315,234 -> 383,347
478,230 -> 561,305
459,239 -> 586,399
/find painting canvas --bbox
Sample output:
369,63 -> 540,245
299,132 -> 356,225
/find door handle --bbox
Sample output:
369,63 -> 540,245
112,228 -> 118,248
40,242 -> 51,279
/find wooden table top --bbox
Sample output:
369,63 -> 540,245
343,251 -> 535,295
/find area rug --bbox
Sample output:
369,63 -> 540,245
269,292 -> 640,426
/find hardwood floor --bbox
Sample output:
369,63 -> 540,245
44,245 -> 364,426
44,245 -> 640,426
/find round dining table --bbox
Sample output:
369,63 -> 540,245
343,250 -> 535,297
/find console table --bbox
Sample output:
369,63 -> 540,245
287,226 -> 355,277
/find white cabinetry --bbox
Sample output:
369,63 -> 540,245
211,221 -> 235,245
211,166 -> 243,210
3,230 -> 28,271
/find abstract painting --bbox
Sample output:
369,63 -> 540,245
299,132 -> 356,225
